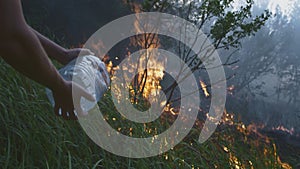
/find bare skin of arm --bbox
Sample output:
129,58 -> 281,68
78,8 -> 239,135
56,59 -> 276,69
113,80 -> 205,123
30,27 -> 94,65
0,0 -> 95,120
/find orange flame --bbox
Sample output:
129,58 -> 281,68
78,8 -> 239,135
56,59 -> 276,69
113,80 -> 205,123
200,80 -> 210,97
272,126 -> 295,135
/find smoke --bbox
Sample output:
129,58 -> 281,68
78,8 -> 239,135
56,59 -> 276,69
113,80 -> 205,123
232,0 -> 299,21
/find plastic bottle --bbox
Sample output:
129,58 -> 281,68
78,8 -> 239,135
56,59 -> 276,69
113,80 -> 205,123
46,55 -> 110,112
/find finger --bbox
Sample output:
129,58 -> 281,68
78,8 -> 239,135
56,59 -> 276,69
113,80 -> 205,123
62,109 -> 69,120
54,105 -> 61,117
68,109 -> 78,120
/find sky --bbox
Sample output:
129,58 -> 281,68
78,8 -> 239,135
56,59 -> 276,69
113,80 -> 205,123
233,0 -> 299,20
267,0 -> 299,18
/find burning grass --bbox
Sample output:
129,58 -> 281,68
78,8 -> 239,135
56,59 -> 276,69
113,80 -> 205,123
0,57 -> 295,168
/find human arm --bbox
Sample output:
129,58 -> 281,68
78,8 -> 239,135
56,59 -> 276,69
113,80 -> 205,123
0,0 -> 95,119
29,27 -> 94,65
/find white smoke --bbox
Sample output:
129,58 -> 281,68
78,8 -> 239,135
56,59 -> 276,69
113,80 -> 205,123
232,0 -> 299,21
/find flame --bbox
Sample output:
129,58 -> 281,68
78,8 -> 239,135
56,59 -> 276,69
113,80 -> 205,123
229,152 -> 245,169
106,61 -> 113,73
126,4 -> 165,103
272,125 -> 295,135
220,111 -> 292,169
200,80 -> 210,97
124,49 -> 166,102
106,0 -> 166,108
223,146 -> 229,153
273,144 -> 293,169
221,110 -> 272,144
77,2 -> 291,167
122,0 -> 142,13
221,109 -> 235,125
227,85 -> 235,95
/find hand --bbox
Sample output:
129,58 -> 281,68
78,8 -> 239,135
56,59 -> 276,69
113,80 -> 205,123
60,48 -> 95,65
52,80 -> 96,120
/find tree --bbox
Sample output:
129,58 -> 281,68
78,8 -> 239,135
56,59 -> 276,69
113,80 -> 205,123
229,5 -> 300,105
122,0 -> 270,106
224,5 -> 300,135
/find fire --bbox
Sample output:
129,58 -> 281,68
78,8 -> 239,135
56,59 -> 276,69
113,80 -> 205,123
223,146 -> 229,153
227,85 -> 235,95
221,109 -> 235,125
106,61 -> 113,73
229,152 -> 244,169
136,51 -> 165,99
273,144 -> 293,169
200,80 -> 210,97
122,0 -> 142,13
272,125 -> 295,135
220,111 -> 292,169
125,2 -> 165,103
98,0 -> 166,108
81,2 -> 293,168
120,47 -> 166,103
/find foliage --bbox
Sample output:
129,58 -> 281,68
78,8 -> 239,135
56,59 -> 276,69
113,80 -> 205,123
139,0 -> 271,54
0,1 -> 295,168
122,0 -> 271,105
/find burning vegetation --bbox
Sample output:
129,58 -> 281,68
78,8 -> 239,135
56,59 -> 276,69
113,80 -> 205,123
88,1 -> 294,168
2,0 -> 299,168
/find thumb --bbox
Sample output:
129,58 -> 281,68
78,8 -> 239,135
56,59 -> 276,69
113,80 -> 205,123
73,84 -> 96,117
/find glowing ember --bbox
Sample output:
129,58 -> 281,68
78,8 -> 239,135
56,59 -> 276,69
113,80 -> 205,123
227,85 -> 235,95
106,61 -> 113,73
229,152 -> 244,169
272,125 -> 295,135
200,80 -> 210,97
223,146 -> 229,153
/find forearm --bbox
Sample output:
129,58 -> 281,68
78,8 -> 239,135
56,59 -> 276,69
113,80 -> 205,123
0,26 -> 65,92
29,26 -> 67,63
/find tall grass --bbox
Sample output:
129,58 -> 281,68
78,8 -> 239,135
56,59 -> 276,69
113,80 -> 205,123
0,58 -> 291,168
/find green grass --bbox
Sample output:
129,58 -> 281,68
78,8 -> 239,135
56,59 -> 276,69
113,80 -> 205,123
0,58 -> 292,169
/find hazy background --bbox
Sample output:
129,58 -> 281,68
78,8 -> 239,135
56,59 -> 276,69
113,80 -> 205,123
22,0 -> 300,141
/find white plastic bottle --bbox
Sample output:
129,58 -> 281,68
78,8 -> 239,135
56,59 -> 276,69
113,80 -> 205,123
46,55 -> 110,112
